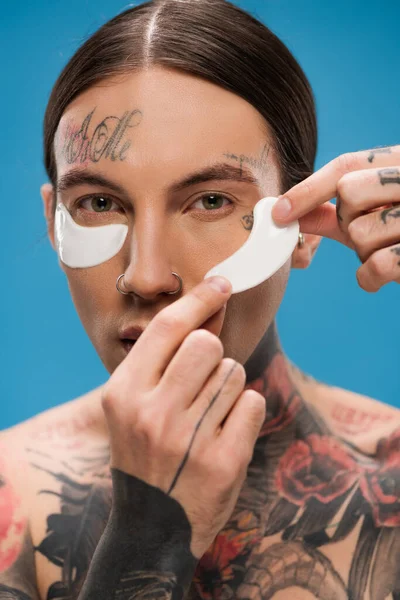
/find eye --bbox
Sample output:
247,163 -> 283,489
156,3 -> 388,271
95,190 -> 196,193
191,193 -> 232,211
79,195 -> 120,213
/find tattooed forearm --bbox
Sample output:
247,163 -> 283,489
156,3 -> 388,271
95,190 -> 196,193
381,206 -> 400,224
224,142 -> 270,177
77,469 -> 198,600
378,167 -> 400,185
61,107 -> 142,166
367,146 -> 392,163
241,213 -> 254,231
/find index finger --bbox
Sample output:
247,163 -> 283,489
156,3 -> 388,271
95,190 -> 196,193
121,276 -> 232,389
272,145 -> 400,224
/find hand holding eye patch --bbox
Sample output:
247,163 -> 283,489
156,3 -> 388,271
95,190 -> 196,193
272,145 -> 400,292
101,277 -> 265,560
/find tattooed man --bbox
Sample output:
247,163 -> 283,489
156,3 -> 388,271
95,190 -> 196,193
1,1 -> 399,599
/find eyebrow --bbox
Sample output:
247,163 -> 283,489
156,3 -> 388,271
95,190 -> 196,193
56,162 -> 260,196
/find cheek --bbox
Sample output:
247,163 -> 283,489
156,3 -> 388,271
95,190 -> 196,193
221,259 -> 291,362
64,265 -> 120,338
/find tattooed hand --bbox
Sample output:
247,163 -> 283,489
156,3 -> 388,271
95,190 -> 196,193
101,276 -> 265,559
272,145 -> 400,292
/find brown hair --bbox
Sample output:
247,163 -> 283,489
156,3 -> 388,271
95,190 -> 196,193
44,0 -> 317,195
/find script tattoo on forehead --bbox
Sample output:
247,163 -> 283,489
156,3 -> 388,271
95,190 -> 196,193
60,107 -> 143,166
367,146 -> 392,163
378,167 -> 400,186
224,142 -> 271,177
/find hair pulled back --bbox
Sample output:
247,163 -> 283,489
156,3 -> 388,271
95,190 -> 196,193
43,0 -> 317,193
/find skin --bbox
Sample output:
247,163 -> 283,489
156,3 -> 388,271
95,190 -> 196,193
1,67 -> 399,600
42,67 -> 319,374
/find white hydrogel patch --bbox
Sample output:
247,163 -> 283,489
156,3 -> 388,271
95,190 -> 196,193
54,203 -> 128,268
204,197 -> 299,294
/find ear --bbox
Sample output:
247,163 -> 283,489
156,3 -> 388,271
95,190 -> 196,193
41,183 -> 56,251
291,233 -> 322,269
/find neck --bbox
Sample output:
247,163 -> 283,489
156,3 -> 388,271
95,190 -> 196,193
244,322 -> 322,441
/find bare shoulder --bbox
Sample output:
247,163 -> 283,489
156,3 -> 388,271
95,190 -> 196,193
0,431 -> 39,599
293,367 -> 400,452
0,385 -> 110,600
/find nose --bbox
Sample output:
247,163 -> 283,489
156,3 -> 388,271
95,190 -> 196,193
121,220 -> 183,301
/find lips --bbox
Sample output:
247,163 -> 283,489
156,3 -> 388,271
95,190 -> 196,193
120,326 -> 145,341
120,325 -> 146,354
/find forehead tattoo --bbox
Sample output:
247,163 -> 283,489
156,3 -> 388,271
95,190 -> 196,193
60,107 -> 143,166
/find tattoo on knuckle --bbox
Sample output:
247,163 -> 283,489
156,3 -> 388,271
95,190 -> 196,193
367,146 -> 392,163
380,205 -> 400,225
390,246 -> 400,266
377,167 -> 400,186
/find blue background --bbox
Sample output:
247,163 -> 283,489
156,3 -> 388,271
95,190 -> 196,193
1,0 -> 399,429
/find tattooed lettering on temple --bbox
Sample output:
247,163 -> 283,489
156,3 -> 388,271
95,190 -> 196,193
60,108 -> 143,166
224,142 -> 270,177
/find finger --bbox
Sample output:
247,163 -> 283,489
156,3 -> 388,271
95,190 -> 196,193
120,276 -> 232,390
336,167 -> 400,231
297,201 -> 350,245
272,145 -> 400,224
187,359 -> 246,431
356,243 -> 400,292
218,390 -> 266,463
348,205 -> 400,262
157,329 -> 224,411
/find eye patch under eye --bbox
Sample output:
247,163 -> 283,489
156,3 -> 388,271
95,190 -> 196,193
204,197 -> 299,293
54,203 -> 128,268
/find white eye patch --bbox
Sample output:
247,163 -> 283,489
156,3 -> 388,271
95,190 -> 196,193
54,203 -> 128,268
54,197 -> 298,292
204,197 -> 299,293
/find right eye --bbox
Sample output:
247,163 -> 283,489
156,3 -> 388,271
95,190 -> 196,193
78,195 -> 120,213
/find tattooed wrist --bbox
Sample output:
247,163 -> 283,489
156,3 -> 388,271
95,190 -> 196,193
77,468 -> 198,600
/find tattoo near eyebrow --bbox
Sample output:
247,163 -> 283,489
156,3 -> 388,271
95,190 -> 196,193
56,162 -> 261,196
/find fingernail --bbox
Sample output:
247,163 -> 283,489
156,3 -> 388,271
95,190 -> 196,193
206,276 -> 232,293
273,197 -> 292,220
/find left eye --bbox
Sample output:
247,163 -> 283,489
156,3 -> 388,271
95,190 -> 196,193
191,193 -> 231,211
80,196 -> 119,212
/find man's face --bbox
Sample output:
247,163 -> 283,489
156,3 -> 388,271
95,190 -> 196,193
44,67 -> 291,373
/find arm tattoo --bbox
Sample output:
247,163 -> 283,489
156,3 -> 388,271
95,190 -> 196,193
367,146 -> 392,163
378,167 -> 400,186
78,470 -> 198,600
61,107 -> 142,166
28,335 -> 400,599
